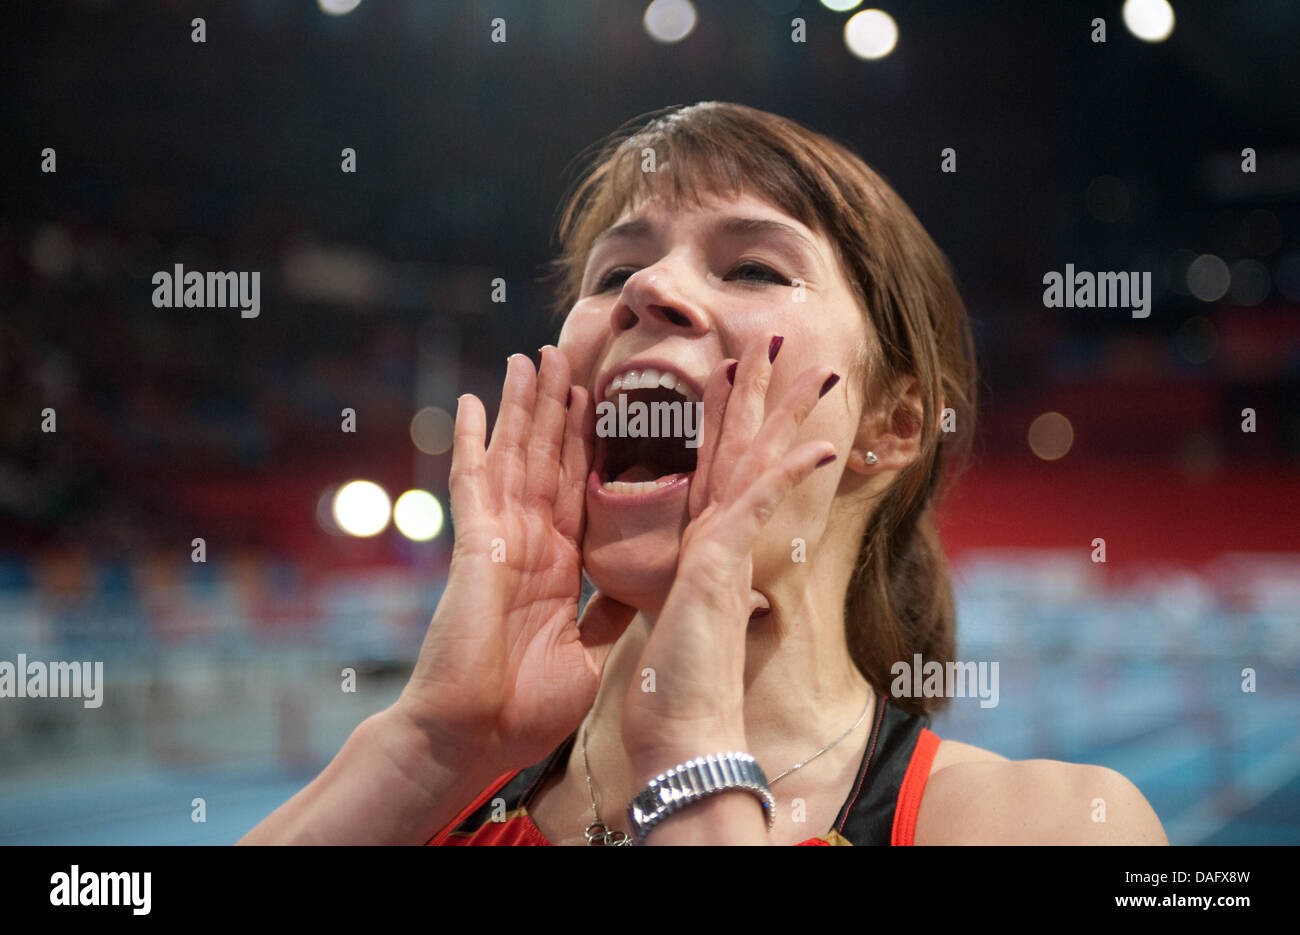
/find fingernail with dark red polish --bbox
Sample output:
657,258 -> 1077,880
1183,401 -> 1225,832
768,335 -> 784,363
816,453 -> 837,468
819,373 -> 840,397
726,361 -> 738,385
751,606 -> 771,619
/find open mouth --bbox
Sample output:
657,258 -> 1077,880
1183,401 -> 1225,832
594,384 -> 699,495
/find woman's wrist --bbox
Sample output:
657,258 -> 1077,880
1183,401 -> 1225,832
641,788 -> 772,845
376,700 -> 506,801
386,694 -> 480,768
627,739 -> 773,846
628,732 -> 750,787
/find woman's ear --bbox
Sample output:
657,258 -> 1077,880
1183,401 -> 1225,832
848,376 -> 924,475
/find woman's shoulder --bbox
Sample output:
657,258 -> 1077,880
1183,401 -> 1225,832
914,739 -> 1168,845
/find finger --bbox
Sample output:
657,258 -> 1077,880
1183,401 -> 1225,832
688,358 -> 736,518
710,333 -> 779,507
723,363 -> 838,504
485,354 -> 536,507
716,440 -> 838,554
577,591 -> 638,680
523,345 -> 570,509
555,384 -> 594,545
448,393 -> 489,522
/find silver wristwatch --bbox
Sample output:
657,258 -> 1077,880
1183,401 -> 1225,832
626,752 -> 776,844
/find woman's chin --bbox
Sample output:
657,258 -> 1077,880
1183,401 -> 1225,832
582,529 -> 680,611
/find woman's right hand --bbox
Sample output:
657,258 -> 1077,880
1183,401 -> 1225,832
393,346 -> 636,776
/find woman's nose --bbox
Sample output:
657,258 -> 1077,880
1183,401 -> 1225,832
609,266 -> 707,335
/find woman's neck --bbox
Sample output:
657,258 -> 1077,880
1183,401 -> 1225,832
552,584 -> 875,843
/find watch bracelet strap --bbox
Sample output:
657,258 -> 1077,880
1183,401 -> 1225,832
626,751 -> 775,844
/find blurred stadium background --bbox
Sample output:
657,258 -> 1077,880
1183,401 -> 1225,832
1,0 -> 1297,844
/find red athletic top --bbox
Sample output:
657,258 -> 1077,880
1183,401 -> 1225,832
426,695 -> 940,846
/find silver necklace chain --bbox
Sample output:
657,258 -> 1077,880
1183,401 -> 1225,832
580,687 -> 875,845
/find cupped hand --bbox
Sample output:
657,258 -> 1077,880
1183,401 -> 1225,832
396,346 -> 635,775
621,334 -> 840,770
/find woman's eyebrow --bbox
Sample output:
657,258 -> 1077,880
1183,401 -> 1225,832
590,217 -> 653,252
712,216 -> 819,257
589,214 -> 820,258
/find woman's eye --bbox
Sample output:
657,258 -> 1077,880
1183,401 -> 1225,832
593,262 -> 789,293
730,262 -> 789,285
594,267 -> 634,292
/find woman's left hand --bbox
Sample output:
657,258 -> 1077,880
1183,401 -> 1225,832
621,333 -> 840,781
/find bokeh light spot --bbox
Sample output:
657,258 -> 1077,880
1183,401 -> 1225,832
844,9 -> 898,59
410,406 -> 455,455
394,490 -> 444,542
332,480 -> 391,537
1028,412 -> 1074,461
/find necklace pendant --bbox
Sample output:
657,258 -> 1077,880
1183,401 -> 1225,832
584,820 -> 632,846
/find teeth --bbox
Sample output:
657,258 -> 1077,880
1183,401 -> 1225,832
601,478 -> 678,495
602,367 -> 700,403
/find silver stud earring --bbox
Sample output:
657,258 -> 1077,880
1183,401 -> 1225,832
865,451 -> 878,465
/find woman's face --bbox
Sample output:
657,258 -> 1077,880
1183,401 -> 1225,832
557,189 -> 872,612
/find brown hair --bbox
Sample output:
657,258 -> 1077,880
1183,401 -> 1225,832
542,102 -> 977,716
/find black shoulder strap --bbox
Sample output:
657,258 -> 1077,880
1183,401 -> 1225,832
832,695 -> 930,845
